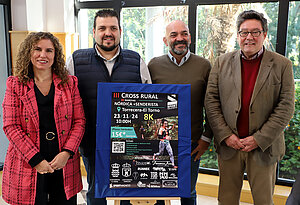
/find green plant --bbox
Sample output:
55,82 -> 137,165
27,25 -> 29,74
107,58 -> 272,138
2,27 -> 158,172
199,143 -> 218,169
279,82 -> 300,180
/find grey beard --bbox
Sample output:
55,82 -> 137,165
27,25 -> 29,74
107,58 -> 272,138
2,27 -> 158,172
172,47 -> 188,55
171,40 -> 189,55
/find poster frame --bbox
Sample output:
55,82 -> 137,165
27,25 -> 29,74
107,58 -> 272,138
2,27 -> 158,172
95,82 -> 191,198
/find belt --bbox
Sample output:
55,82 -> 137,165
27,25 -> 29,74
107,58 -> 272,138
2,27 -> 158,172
45,132 -> 56,141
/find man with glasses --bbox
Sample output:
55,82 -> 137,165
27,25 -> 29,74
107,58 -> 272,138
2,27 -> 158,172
205,10 -> 295,205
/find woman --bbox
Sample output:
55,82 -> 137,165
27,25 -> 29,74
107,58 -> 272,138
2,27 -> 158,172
2,32 -> 85,205
153,119 -> 176,168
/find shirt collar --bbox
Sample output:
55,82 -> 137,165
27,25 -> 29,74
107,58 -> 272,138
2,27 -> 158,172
240,46 -> 264,60
167,50 -> 191,66
94,44 -> 120,62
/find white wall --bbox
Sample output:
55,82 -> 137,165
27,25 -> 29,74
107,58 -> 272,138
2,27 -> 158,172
11,0 -> 75,32
11,0 -> 28,31
63,0 -> 76,33
26,0 -> 47,31
45,0 -> 64,32
145,7 -> 165,63
78,9 -> 89,48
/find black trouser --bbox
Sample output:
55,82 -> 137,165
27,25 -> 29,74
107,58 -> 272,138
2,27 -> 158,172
286,170 -> 300,205
35,170 -> 76,205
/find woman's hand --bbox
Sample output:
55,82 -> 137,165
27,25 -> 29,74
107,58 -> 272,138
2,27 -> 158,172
34,160 -> 54,174
49,151 -> 71,170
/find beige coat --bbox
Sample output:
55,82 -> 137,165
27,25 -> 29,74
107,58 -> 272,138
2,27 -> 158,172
205,49 -> 295,165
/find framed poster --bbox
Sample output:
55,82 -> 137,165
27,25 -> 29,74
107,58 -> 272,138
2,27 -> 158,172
95,83 -> 191,198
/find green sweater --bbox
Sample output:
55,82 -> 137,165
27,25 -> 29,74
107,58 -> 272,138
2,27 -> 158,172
148,53 -> 213,143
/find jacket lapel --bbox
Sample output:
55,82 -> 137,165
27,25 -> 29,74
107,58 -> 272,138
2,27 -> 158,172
20,80 -> 39,130
250,50 -> 273,105
53,74 -> 63,113
232,51 -> 242,102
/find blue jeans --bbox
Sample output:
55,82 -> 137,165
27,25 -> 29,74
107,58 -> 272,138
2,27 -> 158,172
81,153 -> 107,205
156,143 -> 200,205
181,142 -> 200,205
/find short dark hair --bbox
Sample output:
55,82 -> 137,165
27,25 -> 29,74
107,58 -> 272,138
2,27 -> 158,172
162,119 -> 168,124
93,9 -> 121,29
236,10 -> 268,32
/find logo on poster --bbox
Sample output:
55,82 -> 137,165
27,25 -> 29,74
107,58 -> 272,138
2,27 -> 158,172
111,163 -> 120,177
162,180 -> 178,188
159,172 -> 168,179
167,94 -> 177,110
132,172 -> 139,180
137,181 -> 146,188
136,161 -> 151,166
151,172 -> 158,179
122,163 -> 131,177
169,173 -> 178,179
140,173 -> 148,178
137,167 -> 150,171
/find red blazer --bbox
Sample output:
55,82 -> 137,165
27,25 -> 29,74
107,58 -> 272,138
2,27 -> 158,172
2,74 -> 85,205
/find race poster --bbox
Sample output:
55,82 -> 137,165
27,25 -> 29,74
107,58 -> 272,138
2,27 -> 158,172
110,92 -> 178,188
95,83 -> 191,198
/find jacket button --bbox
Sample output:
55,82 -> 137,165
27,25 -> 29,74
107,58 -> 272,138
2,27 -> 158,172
27,133 -> 31,137
61,130 -> 65,135
25,118 -> 29,122
235,110 -> 239,113
65,115 -> 68,119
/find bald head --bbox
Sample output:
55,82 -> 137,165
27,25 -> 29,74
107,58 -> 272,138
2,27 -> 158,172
164,20 -> 191,57
165,20 -> 189,37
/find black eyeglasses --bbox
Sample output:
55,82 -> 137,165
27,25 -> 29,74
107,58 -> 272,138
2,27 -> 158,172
238,30 -> 264,37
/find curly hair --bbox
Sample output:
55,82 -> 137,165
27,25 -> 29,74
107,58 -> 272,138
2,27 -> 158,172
14,32 -> 69,84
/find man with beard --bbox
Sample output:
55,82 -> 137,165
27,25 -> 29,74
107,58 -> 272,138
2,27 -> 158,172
67,9 -> 151,205
148,20 -> 213,205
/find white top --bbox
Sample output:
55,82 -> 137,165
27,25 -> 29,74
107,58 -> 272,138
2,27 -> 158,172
167,50 -> 191,67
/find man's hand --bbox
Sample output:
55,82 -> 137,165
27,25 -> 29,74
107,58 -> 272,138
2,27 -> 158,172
49,151 -> 71,170
191,139 -> 210,161
34,160 -> 54,174
224,134 -> 245,150
240,136 -> 258,152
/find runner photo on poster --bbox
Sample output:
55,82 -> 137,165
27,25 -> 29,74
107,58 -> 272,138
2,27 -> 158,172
110,92 -> 178,188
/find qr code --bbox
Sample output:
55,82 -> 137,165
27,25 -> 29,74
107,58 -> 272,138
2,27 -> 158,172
112,141 -> 125,153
